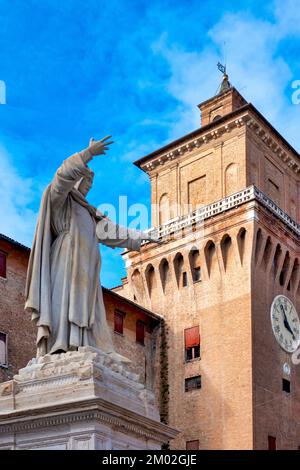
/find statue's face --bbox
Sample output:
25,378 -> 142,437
78,175 -> 94,196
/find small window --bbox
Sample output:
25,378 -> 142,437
114,311 -> 124,335
185,326 -> 200,361
194,267 -> 201,282
268,435 -> 276,450
186,440 -> 199,450
0,332 -> 7,365
185,375 -> 201,392
0,252 -> 7,278
186,345 -> 200,361
136,321 -> 145,345
182,272 -> 188,287
282,378 -> 290,393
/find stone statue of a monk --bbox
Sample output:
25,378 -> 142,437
25,136 -> 154,357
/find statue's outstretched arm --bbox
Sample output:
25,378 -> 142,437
50,136 -> 113,209
96,218 -> 161,252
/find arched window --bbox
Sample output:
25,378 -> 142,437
262,236 -> 272,270
272,244 -> 282,279
290,259 -> 300,292
159,193 -> 170,225
173,253 -> 185,288
131,269 -> 145,302
254,228 -> 264,264
159,258 -> 169,292
279,252 -> 290,287
220,234 -> 233,271
225,163 -> 239,196
189,249 -> 201,282
237,228 -> 246,265
204,240 -> 216,277
145,264 -> 156,296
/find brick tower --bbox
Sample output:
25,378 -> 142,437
114,74 -> 300,450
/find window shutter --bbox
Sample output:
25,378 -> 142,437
0,332 -> 6,364
185,326 -> 200,348
186,440 -> 199,450
114,311 -> 124,334
0,252 -> 6,278
136,321 -> 145,345
185,375 -> 201,392
268,436 -> 276,450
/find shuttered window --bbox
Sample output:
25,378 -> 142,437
136,321 -> 145,345
185,326 -> 200,348
0,332 -> 7,365
268,435 -> 276,450
186,440 -> 199,450
0,252 -> 6,278
185,375 -> 201,392
114,311 -> 124,335
194,267 -> 201,282
185,326 -> 200,361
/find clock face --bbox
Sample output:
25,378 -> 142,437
270,295 -> 300,353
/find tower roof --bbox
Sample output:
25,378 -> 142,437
219,73 -> 231,94
134,102 -> 299,171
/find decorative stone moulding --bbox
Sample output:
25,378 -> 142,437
246,118 -> 300,173
143,114 -> 251,172
0,347 -> 178,450
143,114 -> 299,175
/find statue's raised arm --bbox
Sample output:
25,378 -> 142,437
25,135 -> 158,358
50,136 -> 113,210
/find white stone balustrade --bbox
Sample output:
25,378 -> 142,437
143,186 -> 300,242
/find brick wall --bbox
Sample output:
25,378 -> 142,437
0,238 -> 36,382
103,288 -> 161,393
252,216 -> 300,450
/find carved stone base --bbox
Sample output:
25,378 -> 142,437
0,347 -> 178,450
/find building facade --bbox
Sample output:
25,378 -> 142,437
114,80 -> 300,450
0,234 -> 35,382
103,287 -> 161,395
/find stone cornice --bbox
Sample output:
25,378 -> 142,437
246,117 -> 300,174
0,397 -> 178,443
0,348 -> 179,445
140,114 -> 250,173
135,105 -> 299,176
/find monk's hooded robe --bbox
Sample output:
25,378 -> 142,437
25,150 -> 143,356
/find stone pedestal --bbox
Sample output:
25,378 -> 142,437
0,347 -> 178,450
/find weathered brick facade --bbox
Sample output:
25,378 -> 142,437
115,86 -> 300,450
103,287 -> 161,392
0,235 -> 35,382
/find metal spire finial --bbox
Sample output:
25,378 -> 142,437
217,62 -> 231,94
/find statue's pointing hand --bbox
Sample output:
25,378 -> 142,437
89,135 -> 114,156
142,231 -> 164,245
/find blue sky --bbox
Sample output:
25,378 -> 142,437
0,0 -> 299,287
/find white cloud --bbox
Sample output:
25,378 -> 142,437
0,144 -> 38,247
274,0 -> 300,35
151,3 -> 300,151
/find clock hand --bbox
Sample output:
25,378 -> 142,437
280,305 -> 295,340
284,317 -> 295,339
